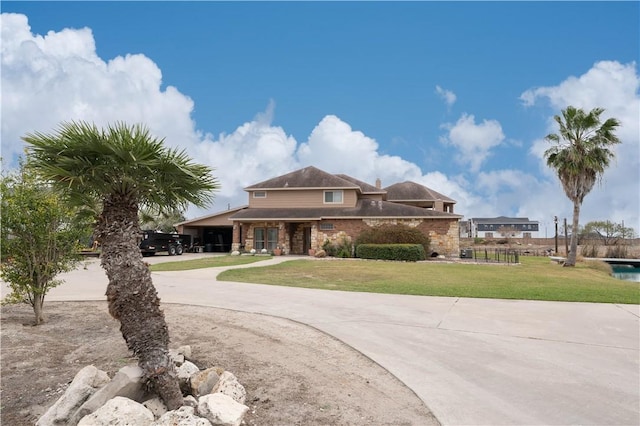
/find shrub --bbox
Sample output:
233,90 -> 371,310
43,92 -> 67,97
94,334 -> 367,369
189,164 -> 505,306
322,237 -> 353,258
605,245 -> 628,259
581,244 -> 599,258
356,244 -> 426,262
355,223 -> 430,254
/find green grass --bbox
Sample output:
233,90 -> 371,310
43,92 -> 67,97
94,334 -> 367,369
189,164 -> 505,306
149,255 -> 272,272
217,256 -> 640,304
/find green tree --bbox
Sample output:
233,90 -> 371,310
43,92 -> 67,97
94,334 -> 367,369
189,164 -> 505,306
582,220 -> 636,245
544,106 -> 621,266
24,121 -> 218,409
0,162 -> 86,325
139,207 -> 186,233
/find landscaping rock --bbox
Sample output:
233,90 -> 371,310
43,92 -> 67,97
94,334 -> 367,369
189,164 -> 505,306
71,365 -> 148,424
211,371 -> 246,404
37,365 -> 110,426
152,406 -> 212,426
190,367 -> 222,397
197,393 -> 249,426
143,397 -> 168,419
77,396 -> 154,425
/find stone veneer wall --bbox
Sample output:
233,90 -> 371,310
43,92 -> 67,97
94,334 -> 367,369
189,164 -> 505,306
317,218 -> 460,257
232,218 -> 460,257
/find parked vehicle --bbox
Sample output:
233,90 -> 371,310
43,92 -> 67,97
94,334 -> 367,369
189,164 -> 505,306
139,230 -> 184,256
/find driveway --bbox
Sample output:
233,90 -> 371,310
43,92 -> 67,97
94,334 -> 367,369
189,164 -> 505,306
8,254 -> 640,425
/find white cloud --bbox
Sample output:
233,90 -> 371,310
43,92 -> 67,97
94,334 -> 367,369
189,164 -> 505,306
1,12 -> 199,163
440,114 -> 505,173
2,13 -> 475,219
435,85 -> 456,107
521,60 -> 640,229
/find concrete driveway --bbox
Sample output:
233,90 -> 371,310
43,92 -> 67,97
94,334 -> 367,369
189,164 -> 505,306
6,254 -> 639,425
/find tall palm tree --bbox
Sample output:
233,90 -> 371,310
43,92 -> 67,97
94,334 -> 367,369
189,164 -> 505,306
544,106 -> 620,266
24,121 -> 218,409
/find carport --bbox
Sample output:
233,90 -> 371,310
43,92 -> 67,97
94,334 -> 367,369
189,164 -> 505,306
174,206 -> 246,252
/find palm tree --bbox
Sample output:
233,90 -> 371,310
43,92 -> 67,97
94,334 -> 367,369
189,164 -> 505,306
24,121 -> 218,409
544,106 -> 620,266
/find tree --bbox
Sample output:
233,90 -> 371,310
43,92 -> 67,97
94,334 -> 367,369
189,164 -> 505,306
582,220 -> 636,246
24,121 -> 219,409
140,207 -> 186,233
544,106 -> 621,266
0,162 -> 87,325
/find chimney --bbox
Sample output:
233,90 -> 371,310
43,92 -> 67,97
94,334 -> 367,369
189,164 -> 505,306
375,178 -> 381,189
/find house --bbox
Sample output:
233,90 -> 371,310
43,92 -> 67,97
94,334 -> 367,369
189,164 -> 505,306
464,216 -> 540,239
176,166 -> 462,256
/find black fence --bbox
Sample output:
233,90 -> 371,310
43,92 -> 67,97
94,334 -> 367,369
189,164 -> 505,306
460,248 -> 520,264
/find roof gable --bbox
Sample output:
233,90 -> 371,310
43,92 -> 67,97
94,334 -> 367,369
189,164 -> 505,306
245,166 -> 359,190
334,174 -> 386,194
384,181 -> 456,203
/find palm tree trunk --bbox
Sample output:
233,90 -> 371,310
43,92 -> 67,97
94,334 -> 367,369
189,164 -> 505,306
566,201 -> 581,267
98,193 -> 183,410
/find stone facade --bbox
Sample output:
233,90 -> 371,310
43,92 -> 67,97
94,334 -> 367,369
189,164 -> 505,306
233,218 -> 460,257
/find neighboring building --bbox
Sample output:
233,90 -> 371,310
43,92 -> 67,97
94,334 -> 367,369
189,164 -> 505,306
464,216 -> 540,239
176,166 -> 462,256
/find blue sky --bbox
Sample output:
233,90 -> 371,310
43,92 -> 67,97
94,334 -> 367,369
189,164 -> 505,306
2,2 -> 639,233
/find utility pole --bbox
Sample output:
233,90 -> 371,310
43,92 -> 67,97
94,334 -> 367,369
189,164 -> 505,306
564,217 -> 569,256
554,216 -> 558,254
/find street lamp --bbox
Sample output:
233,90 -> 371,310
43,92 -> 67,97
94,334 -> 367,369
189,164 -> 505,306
554,216 -> 558,254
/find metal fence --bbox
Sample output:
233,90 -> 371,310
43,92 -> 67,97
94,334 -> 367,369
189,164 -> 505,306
460,248 -> 520,264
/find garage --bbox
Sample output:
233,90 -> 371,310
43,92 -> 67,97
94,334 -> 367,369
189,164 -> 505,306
174,206 -> 245,253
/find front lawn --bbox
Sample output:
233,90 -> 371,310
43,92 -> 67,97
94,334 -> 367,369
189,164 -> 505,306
217,256 -> 639,304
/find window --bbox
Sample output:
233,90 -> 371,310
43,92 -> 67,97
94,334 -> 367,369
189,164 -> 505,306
254,227 -> 278,251
324,190 -> 343,204
320,223 -> 334,231
253,191 -> 266,198
485,232 -> 494,238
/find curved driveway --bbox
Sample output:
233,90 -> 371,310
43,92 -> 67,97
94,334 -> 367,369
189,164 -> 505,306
12,255 -> 640,425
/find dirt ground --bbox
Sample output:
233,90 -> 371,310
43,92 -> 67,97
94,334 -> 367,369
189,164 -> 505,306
1,301 -> 438,426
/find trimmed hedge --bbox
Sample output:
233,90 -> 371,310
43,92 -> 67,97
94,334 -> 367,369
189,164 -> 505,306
354,223 -> 430,254
356,244 -> 426,262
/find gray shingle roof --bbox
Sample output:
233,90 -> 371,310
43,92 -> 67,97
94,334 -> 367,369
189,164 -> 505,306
334,174 -> 386,194
229,199 -> 461,221
384,181 -> 456,203
245,166 -> 359,190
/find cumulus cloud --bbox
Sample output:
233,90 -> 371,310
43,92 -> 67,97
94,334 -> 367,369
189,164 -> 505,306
521,60 -> 639,228
440,114 -> 505,173
435,85 -> 456,108
1,12 -> 200,163
2,13 -> 476,218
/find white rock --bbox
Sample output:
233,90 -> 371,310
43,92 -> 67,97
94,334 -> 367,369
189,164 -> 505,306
71,365 -> 148,424
183,395 -> 198,408
77,396 -> 154,425
177,345 -> 192,359
152,406 -> 212,426
197,393 -> 249,426
143,397 -> 168,419
37,365 -> 110,426
211,371 -> 246,404
177,360 -> 200,380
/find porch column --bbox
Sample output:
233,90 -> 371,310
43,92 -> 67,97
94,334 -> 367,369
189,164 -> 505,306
231,221 -> 242,251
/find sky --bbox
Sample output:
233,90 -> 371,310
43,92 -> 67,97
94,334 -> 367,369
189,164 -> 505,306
2,1 -> 639,235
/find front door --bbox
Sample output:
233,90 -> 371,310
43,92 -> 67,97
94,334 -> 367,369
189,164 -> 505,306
303,227 -> 311,254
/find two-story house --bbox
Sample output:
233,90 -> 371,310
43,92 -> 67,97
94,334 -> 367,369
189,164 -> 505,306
176,166 -> 462,256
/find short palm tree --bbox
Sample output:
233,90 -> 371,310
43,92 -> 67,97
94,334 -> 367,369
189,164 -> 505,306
544,106 -> 620,266
24,121 -> 219,409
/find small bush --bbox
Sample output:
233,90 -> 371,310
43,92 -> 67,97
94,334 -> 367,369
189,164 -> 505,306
581,244 -> 599,258
355,224 -> 430,254
356,244 -> 426,262
605,245 -> 628,259
322,237 -> 353,258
